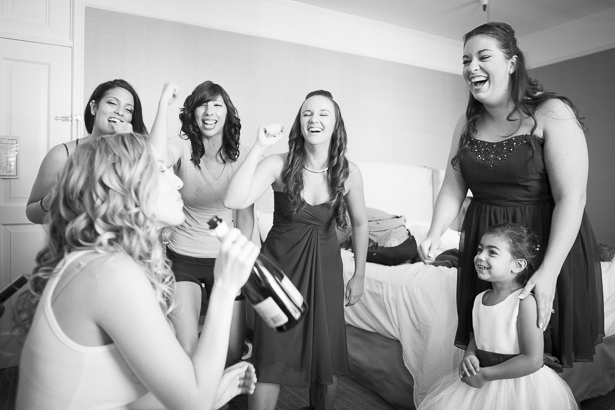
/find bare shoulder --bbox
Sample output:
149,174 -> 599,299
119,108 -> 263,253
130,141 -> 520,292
448,114 -> 468,148
262,152 -> 287,174
347,160 -> 363,179
518,293 -> 538,316
42,142 -> 71,165
535,98 -> 577,122
264,152 -> 287,167
454,114 -> 467,133
41,138 -> 90,167
345,160 -> 364,191
83,252 -> 152,293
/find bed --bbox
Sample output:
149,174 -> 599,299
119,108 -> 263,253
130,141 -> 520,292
254,160 -> 615,409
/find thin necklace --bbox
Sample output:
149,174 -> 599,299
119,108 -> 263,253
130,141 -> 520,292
303,165 -> 329,173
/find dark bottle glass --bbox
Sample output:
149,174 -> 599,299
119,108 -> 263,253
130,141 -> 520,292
208,216 -> 307,332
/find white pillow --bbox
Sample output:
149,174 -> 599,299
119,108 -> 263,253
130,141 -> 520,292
256,211 -> 274,243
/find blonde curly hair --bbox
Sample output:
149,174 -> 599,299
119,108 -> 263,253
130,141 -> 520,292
13,133 -> 176,338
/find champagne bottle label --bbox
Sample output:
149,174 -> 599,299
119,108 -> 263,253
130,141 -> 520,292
253,297 -> 288,328
260,267 -> 303,320
280,276 -> 304,307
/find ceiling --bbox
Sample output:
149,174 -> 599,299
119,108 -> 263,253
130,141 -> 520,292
291,0 -> 615,43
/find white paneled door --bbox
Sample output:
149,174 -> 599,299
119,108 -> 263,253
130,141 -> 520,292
0,38 -> 72,369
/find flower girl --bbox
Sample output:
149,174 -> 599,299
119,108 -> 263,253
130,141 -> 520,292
419,223 -> 578,410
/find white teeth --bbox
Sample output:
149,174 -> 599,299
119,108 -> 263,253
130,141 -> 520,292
471,76 -> 488,83
109,118 -> 122,124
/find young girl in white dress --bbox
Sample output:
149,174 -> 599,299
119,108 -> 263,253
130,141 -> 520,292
419,223 -> 578,410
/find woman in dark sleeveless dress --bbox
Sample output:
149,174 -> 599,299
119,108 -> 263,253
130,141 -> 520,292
224,90 -> 368,410
419,22 -> 603,370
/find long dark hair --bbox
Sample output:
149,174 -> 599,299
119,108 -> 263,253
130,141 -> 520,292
178,81 -> 241,168
282,90 -> 349,230
452,22 -> 585,169
484,223 -> 541,286
83,79 -> 147,135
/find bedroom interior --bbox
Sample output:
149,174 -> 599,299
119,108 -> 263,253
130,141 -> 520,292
0,0 -> 614,409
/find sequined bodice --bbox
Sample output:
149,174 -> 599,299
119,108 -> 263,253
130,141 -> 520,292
460,134 -> 552,206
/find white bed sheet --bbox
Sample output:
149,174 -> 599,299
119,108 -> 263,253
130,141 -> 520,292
342,252 -> 615,407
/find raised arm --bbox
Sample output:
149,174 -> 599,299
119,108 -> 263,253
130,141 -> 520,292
519,98 -> 589,330
235,206 -> 255,241
25,146 -> 69,224
149,83 -> 180,167
96,229 -> 259,410
344,162 -> 368,306
223,124 -> 285,210
419,115 -> 469,263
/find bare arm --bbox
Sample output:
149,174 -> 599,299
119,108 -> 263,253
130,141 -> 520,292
25,145 -> 69,223
419,115 -> 469,262
344,162 -> 368,306
519,99 -> 588,329
460,335 -> 480,378
149,83 -> 180,167
235,206 -> 255,241
93,230 -> 259,410
223,124 -> 285,210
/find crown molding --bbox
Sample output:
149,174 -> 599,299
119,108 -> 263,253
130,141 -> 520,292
83,0 -> 462,74
83,0 -> 615,74
520,7 -> 615,68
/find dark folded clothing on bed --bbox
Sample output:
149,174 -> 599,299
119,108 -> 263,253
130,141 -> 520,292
432,248 -> 459,268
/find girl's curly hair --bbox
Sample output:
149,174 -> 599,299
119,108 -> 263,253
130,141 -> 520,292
484,223 -> 542,287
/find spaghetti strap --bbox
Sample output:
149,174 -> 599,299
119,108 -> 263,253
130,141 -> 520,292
51,252 -> 109,304
61,143 -> 69,157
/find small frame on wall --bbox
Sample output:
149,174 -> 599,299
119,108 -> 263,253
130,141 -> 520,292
0,136 -> 20,179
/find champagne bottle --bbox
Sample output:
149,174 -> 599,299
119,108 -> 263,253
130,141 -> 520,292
208,216 -> 307,332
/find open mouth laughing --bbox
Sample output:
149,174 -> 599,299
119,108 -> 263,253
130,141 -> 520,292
470,75 -> 488,90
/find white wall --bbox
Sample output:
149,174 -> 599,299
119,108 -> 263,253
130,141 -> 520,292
84,8 -> 468,170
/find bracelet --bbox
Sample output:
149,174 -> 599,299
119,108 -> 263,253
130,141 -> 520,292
39,197 -> 49,212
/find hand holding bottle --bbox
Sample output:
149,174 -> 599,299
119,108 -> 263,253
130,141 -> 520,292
213,227 -> 260,295
209,217 -> 307,332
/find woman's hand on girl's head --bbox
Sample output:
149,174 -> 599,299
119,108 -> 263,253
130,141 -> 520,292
255,124 -> 285,149
213,362 -> 257,409
214,228 -> 260,293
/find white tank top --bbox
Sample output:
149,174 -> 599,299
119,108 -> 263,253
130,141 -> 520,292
16,251 -> 148,410
472,288 -> 523,354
